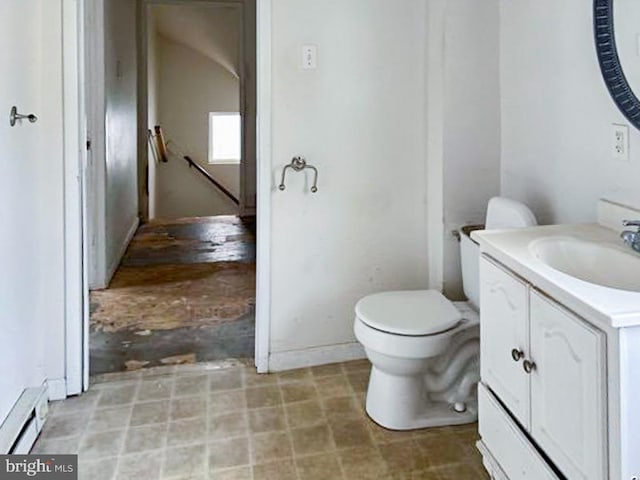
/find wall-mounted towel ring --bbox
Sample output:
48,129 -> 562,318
279,156 -> 318,193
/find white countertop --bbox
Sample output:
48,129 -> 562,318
472,223 -> 640,329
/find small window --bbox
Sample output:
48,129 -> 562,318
209,112 -> 241,164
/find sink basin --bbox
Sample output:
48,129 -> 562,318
529,236 -> 640,292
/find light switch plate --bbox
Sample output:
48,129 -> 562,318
301,45 -> 317,70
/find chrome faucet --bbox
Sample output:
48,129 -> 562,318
621,220 -> 640,253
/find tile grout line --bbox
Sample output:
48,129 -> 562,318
204,370 -> 211,479
76,385 -> 104,473
238,368 -> 256,480
41,361 -> 486,480
109,377 -> 140,480
158,373 -> 176,480
332,364 -> 351,480
314,369 -> 347,480
278,375 -> 301,480
208,368 -> 251,478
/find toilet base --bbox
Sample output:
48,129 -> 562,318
365,365 -> 478,431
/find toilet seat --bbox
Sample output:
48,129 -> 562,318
355,290 -> 461,336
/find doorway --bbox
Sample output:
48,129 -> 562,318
86,0 -> 258,375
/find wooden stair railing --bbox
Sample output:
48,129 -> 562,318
149,125 -> 240,206
183,155 -> 240,206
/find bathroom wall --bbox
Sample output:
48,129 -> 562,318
269,0 -> 429,364
154,35 -> 240,218
424,0 -> 501,298
441,0 -> 501,298
500,1 -> 640,224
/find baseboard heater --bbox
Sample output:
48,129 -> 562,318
0,386 -> 49,454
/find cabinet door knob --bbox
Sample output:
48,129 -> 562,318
523,359 -> 537,374
511,349 -> 524,362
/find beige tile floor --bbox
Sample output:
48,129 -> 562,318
32,360 -> 489,480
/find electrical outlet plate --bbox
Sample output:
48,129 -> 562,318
612,123 -> 630,162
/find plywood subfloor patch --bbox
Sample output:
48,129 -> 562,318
90,262 -> 255,333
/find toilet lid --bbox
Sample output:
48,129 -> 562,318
355,290 -> 461,336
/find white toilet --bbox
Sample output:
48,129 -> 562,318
354,197 -> 537,430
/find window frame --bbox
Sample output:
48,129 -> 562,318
208,111 -> 242,165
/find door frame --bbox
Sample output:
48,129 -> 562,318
138,0 -> 269,372
63,0 -> 88,394
65,0 -> 272,386
254,0 -> 271,372
137,0 -> 256,220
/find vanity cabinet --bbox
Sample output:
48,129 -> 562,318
480,258 -> 530,428
529,292 -> 606,480
479,256 -> 607,480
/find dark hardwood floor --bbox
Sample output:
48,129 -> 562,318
90,216 -> 256,374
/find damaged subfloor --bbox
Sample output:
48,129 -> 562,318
90,216 -> 256,375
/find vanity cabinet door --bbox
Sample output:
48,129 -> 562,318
480,257 -> 530,429
529,291 -> 606,480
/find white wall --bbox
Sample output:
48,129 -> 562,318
0,0 -> 66,424
269,0 -> 429,355
153,3 -> 241,77
104,0 -> 139,276
241,0 -> 257,215
147,9 -> 160,219
155,35 -> 240,218
442,0 -> 501,298
87,0 -> 139,288
500,1 -> 640,224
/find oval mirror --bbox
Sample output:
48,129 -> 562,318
594,0 -> 640,130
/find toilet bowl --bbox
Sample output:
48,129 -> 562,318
354,197 -> 537,431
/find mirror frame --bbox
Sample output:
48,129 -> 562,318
594,0 -> 640,130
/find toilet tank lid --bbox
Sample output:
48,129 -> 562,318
355,290 -> 461,336
485,197 -> 537,230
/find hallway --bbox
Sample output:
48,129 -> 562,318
90,216 -> 256,374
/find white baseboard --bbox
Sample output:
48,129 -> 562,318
105,216 -> 139,286
46,378 -> 67,401
268,342 -> 366,372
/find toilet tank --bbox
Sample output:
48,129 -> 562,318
460,197 -> 537,310
485,197 -> 537,230
460,227 -> 483,310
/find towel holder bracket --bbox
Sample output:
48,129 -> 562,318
278,156 -> 319,193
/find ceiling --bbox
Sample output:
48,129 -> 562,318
151,3 -> 242,78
